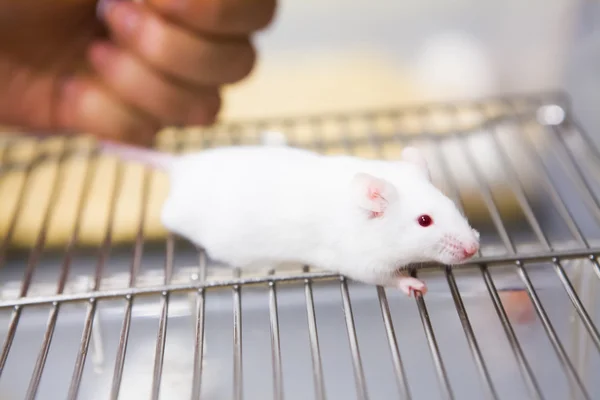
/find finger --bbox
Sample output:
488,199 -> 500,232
104,2 -> 255,86
147,0 -> 276,35
88,41 -> 221,126
56,77 -> 158,146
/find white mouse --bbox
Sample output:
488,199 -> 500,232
100,133 -> 480,296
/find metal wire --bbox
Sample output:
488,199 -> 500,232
191,249 -> 207,400
110,165 -> 153,400
26,144 -> 97,400
268,272 -> 284,400
68,160 -> 125,400
454,104 -> 591,399
1,142 -> 74,400
431,144 -> 512,400
419,107 -> 501,400
445,267 -> 499,400
303,267 -> 326,400
412,270 -> 454,400
430,119 -> 539,397
376,286 -> 411,399
0,93 -> 599,400
339,277 -> 368,400
233,283 -> 243,400
0,144 -> 56,377
480,265 -> 544,399
491,114 -> 600,353
150,234 -> 174,400
2,247 -> 600,308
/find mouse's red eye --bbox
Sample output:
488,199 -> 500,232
418,214 -> 433,227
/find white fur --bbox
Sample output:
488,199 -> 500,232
99,140 -> 479,291
157,145 -> 479,289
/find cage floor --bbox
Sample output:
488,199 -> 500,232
1,93 -> 600,400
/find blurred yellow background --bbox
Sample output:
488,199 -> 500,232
0,0 -> 575,249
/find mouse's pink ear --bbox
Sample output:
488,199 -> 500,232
401,146 -> 431,181
351,173 -> 399,217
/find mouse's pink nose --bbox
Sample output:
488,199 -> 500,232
463,243 -> 479,258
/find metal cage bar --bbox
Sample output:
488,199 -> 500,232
67,160 -> 125,400
109,166 -> 153,400
268,273 -> 284,400
0,93 -> 599,400
451,104 -> 592,399
26,144 -> 97,400
303,268 -> 326,400
413,281 -> 454,400
339,277 -> 369,400
376,286 -> 411,400
150,234 -> 174,399
190,249 -> 208,400
430,129 -> 544,399
233,282 -> 243,400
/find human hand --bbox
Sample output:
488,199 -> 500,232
0,0 -> 275,145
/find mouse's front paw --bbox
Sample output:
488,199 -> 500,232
397,276 -> 427,297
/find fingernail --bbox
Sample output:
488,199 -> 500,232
96,0 -> 123,22
100,1 -> 141,35
89,42 -> 116,69
112,3 -> 142,34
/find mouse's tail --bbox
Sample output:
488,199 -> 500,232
98,140 -> 174,170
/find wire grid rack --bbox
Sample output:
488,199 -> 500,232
0,93 -> 600,400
